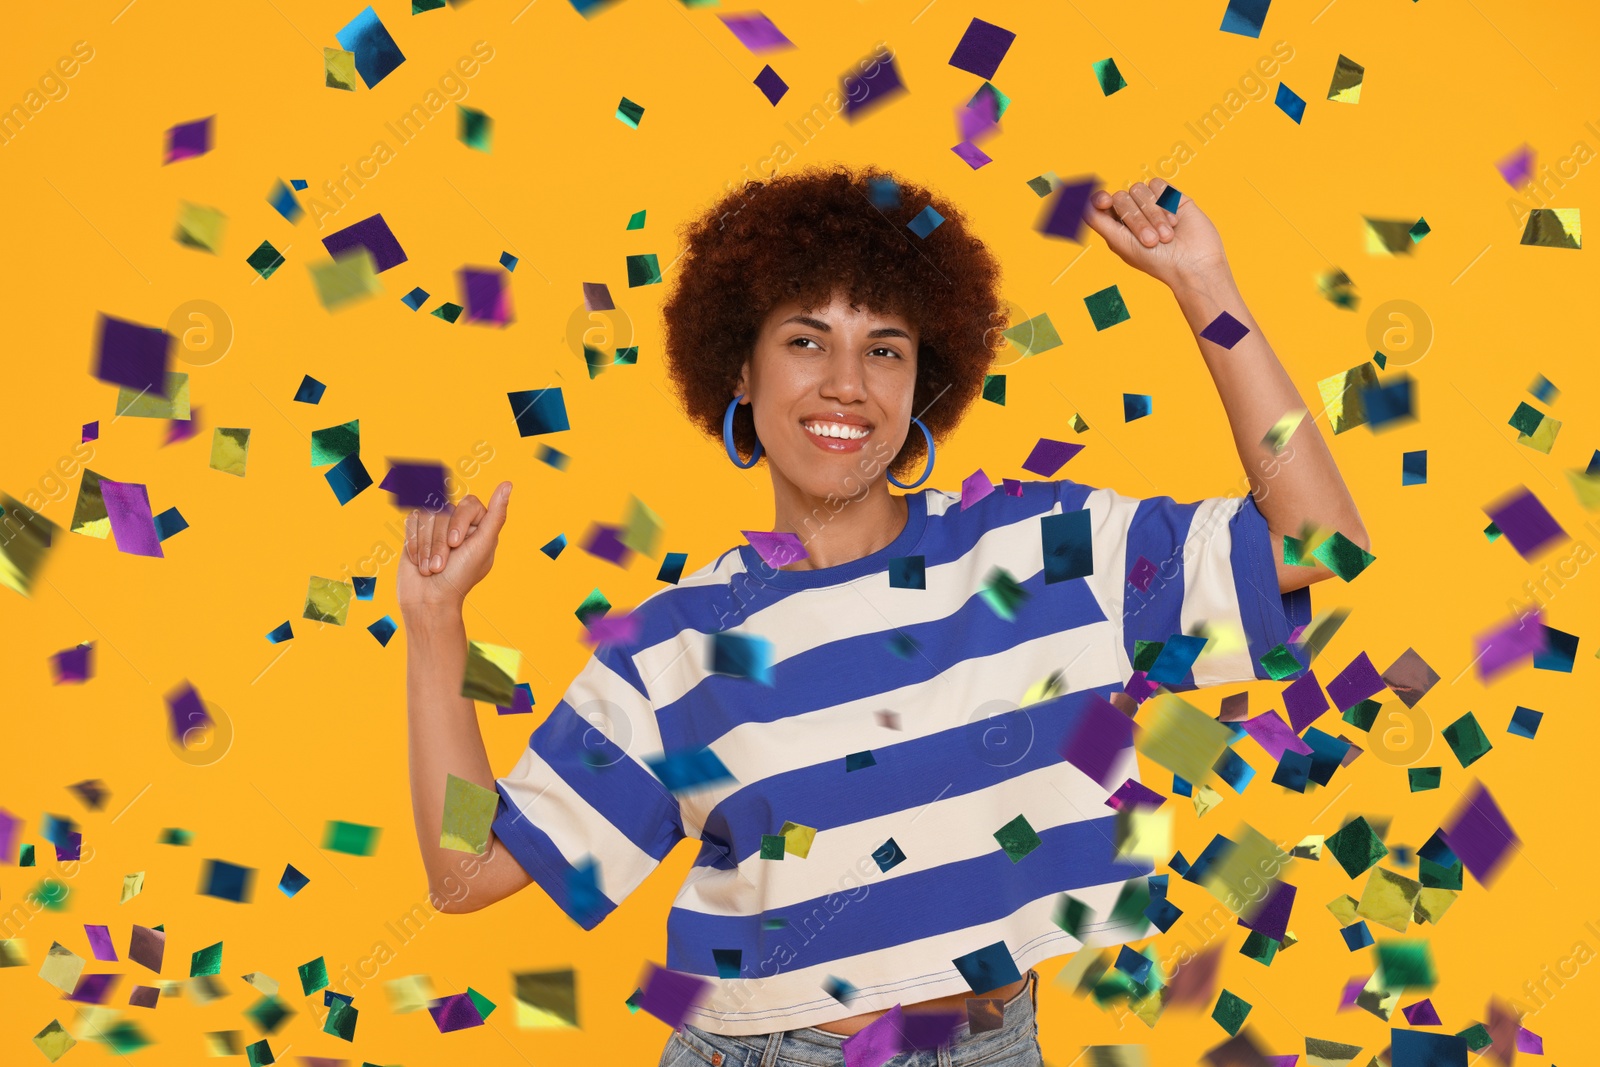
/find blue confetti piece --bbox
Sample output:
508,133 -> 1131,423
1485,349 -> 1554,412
907,204 -> 945,238
1275,82 -> 1306,124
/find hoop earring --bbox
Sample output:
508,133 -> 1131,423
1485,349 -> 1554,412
888,416 -> 935,489
723,394 -> 763,468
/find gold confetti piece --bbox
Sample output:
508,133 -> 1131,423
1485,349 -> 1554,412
1326,893 -> 1360,926
1192,618 -> 1245,661
1356,867 -> 1421,932
385,974 -> 437,1014
0,939 -> 26,966
241,972 -> 279,997
1134,692 -> 1234,785
1520,207 -> 1581,248
1516,414 -> 1561,454
120,871 -> 144,903
209,427 -> 251,476
1292,835 -> 1324,859
1356,969 -> 1400,1020
304,576 -> 354,625
33,1020 -> 76,1063
1262,408 -> 1307,454
1414,887 -> 1458,924
1002,312 -> 1064,357
71,469 -> 112,539
1327,53 -> 1364,102
309,248 -> 384,311
1316,362 -> 1380,434
203,1030 -> 243,1055
780,820 -> 817,858
1565,467 -> 1600,509
1191,783 -> 1223,817
514,969 -> 580,1029
463,639 -> 521,704
1114,805 -> 1171,861
620,495 -> 665,557
39,941 -> 86,994
116,371 -> 191,419
324,47 -> 358,91
1296,607 -> 1350,664
1069,412 -> 1090,432
1021,669 -> 1068,706
1306,1036 -> 1365,1067
1201,824 -> 1287,913
440,773 -> 500,854
1363,217 -> 1418,256
0,493 -> 60,598
175,201 -> 227,254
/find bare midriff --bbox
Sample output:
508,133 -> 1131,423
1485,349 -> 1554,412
808,975 -> 1029,1036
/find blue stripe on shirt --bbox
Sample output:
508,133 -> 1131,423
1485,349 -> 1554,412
1229,492 -> 1312,678
666,813 -> 1151,975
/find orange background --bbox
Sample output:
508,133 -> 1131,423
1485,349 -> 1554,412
3,0 -> 1598,1063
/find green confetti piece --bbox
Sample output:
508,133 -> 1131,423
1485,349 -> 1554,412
1342,698 -> 1381,730
1456,1022 -> 1492,1050
246,1038 -> 275,1067
1239,930 -> 1279,966
323,998 -> 358,1040
979,566 -> 1030,621
1374,940 -> 1436,989
246,994 -> 294,1034
1133,640 -> 1164,673
1092,57 -> 1127,95
298,957 -> 328,996
1442,711 -> 1492,767
441,774 -> 500,854
759,834 -> 786,860
982,373 -> 1006,405
1212,989 -> 1252,1034
626,209 -> 646,230
1311,531 -> 1376,581
1054,893 -> 1093,938
458,104 -> 492,151
615,96 -> 645,128
994,814 -> 1042,863
432,301 -> 463,323
310,419 -> 359,467
1261,643 -> 1301,680
1107,878 -> 1151,932
1508,401 -> 1544,436
1407,766 -> 1441,792
191,941 -> 223,977
1326,816 -> 1388,878
321,820 -> 380,856
1084,285 -> 1130,331
159,828 -> 194,845
466,986 -> 497,1021
626,253 -> 662,286
100,1021 -> 152,1054
247,240 -> 286,279
576,587 -> 611,627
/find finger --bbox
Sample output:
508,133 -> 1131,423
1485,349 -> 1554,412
1128,183 -> 1173,242
448,495 -> 486,547
1146,178 -> 1182,225
423,509 -> 450,575
477,481 -> 513,543
1109,189 -> 1159,248
405,509 -> 419,566
417,510 -> 435,574
1081,195 -> 1137,253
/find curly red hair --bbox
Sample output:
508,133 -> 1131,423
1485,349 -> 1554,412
660,163 -> 1007,482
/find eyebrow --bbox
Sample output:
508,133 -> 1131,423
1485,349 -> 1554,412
780,314 -> 913,340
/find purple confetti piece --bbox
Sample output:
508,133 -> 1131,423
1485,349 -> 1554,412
101,479 -> 164,558
496,683 -> 535,716
742,529 -> 807,569
1237,880 -> 1295,942
164,116 -> 213,163
82,421 -> 99,442
322,212 -> 408,272
581,522 -> 633,565
956,100 -> 999,142
1483,486 -> 1567,561
1281,669 -> 1328,734
585,610 -> 642,648
1001,477 -> 1024,497
1021,438 -> 1084,477
1127,555 -> 1158,593
1240,709 -> 1313,761
1497,144 -> 1534,187
1402,998 -> 1442,1025
428,992 -> 485,1032
85,925 -> 118,961
51,643 -> 94,684
166,406 -> 202,446
1059,695 -> 1135,788
461,267 -> 513,326
901,1009 -> 962,1051
93,313 -> 172,397
952,140 -> 992,170
1338,975 -> 1367,1011
380,461 -> 450,510
637,963 -> 711,1030
1039,178 -> 1098,242
582,281 -> 614,312
0,808 -> 19,864
1106,777 -> 1165,811
1122,670 -> 1159,705
753,64 -> 788,105
1474,609 -> 1547,683
1199,311 -> 1250,349
1325,652 -> 1384,711
166,681 -> 213,744
717,11 -> 794,52
1515,1026 -> 1543,1054
960,469 -> 995,510
842,1003 -> 906,1067
841,52 -> 906,120
1440,779 -> 1519,886
67,972 -> 122,1004
54,830 -> 81,862
948,17 -> 1015,79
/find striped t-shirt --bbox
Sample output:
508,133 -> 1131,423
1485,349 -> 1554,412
490,475 -> 1311,1035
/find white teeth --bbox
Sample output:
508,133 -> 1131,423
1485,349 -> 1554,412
804,421 -> 869,440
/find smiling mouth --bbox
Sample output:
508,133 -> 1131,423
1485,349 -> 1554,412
801,420 -> 873,440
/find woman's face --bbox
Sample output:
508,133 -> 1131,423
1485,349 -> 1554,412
736,289 -> 919,500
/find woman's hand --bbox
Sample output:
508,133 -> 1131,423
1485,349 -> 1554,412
397,480 -> 513,617
1083,178 -> 1231,290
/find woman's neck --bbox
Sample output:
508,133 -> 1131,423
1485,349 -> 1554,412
767,480 -> 909,571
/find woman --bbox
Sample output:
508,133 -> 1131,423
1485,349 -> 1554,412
400,165 -> 1369,1066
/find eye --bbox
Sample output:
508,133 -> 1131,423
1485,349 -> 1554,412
870,346 -> 903,359
788,337 -> 821,350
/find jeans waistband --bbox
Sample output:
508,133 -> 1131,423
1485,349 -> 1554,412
778,968 -> 1038,1052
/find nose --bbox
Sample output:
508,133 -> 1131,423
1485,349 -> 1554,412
820,346 -> 868,403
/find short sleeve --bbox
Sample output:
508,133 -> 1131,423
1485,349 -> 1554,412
1053,478 -> 1312,688
490,642 -> 684,929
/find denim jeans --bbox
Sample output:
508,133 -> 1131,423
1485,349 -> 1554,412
658,970 -> 1044,1067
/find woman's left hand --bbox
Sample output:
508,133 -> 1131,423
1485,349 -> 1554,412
1083,178 -> 1230,290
